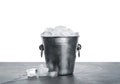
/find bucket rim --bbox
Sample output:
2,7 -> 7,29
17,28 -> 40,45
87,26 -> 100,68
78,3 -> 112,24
41,36 -> 79,38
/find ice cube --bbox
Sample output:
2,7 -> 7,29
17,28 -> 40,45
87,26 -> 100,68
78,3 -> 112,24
41,32 -> 52,36
55,25 -> 66,29
26,68 -> 37,77
48,71 -> 58,78
37,64 -> 48,77
41,26 -> 79,37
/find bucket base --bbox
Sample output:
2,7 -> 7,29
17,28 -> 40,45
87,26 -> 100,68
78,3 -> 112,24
58,73 -> 73,76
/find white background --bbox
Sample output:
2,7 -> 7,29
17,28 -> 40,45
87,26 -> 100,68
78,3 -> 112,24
0,0 -> 120,62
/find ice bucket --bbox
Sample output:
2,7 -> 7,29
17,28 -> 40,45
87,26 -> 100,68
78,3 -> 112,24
39,36 -> 81,76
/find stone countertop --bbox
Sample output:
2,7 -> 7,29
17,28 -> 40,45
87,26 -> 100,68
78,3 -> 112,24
0,62 -> 120,84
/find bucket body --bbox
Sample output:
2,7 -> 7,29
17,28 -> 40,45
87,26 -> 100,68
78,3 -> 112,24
40,37 -> 81,76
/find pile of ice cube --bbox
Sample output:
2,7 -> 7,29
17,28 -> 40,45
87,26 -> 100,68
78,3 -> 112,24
26,64 -> 58,78
41,26 -> 79,37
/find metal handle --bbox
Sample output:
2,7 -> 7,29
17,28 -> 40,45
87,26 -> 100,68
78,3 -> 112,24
77,44 -> 81,57
39,44 -> 44,57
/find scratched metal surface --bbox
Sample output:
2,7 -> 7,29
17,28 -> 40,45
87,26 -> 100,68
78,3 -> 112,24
0,62 -> 120,84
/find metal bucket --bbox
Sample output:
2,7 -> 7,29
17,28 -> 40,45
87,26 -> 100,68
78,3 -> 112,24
39,37 -> 81,76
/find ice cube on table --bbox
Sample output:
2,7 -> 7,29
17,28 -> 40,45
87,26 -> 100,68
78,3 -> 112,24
26,68 -> 37,78
37,64 -> 48,77
48,71 -> 58,78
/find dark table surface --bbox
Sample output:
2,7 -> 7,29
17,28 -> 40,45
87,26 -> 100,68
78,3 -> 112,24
0,62 -> 120,84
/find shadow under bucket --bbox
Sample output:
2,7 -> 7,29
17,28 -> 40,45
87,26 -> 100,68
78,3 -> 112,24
39,37 -> 81,76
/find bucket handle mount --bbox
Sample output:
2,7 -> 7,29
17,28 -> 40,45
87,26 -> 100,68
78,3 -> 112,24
77,44 -> 82,57
39,44 -> 44,57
